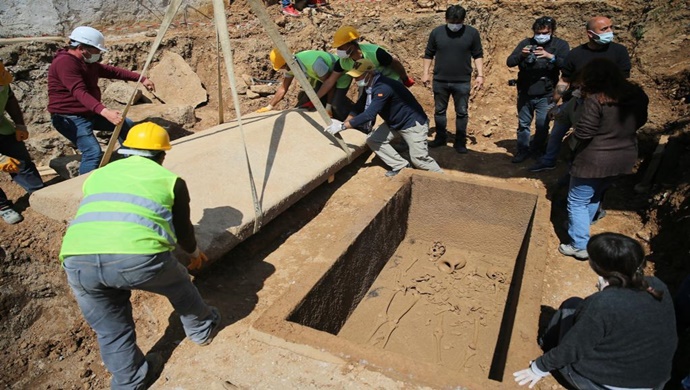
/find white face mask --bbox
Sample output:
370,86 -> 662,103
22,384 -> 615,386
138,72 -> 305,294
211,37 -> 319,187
336,49 -> 350,59
84,52 -> 101,64
533,34 -> 551,44
590,31 -> 614,45
356,77 -> 369,88
447,23 -> 463,32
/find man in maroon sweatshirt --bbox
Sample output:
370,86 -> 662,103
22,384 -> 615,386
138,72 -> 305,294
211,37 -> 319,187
48,26 -> 155,175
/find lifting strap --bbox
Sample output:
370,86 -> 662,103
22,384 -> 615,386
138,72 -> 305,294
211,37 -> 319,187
212,0 -> 263,233
246,0 -> 352,162
99,0 -> 184,168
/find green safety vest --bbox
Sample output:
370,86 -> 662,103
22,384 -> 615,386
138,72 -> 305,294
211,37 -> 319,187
0,85 -> 16,135
338,43 -> 401,81
59,156 -> 179,261
289,50 -> 336,82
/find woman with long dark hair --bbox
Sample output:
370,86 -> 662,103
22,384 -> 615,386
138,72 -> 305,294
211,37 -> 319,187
514,232 -> 677,389
557,58 -> 649,260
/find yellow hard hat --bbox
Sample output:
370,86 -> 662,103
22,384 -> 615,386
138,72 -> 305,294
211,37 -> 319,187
269,48 -> 286,71
123,122 -> 171,151
346,58 -> 376,78
332,26 -> 360,48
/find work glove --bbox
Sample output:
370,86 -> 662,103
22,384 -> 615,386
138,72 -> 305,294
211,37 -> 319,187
324,119 -> 344,135
299,101 -> 315,110
187,247 -> 209,271
0,155 -> 20,173
15,125 -> 29,141
403,76 -> 415,88
256,104 -> 273,113
513,362 -> 549,388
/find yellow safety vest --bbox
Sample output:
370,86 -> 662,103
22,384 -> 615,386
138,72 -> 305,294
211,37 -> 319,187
59,156 -> 179,261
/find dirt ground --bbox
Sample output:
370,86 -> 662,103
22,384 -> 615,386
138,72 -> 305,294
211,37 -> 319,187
1,0 -> 689,388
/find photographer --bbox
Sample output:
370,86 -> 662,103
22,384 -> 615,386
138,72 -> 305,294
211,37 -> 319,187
506,16 -> 570,163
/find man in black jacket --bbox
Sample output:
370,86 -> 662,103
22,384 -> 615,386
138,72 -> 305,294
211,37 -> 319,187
326,59 -> 442,177
421,5 -> 484,154
507,17 -> 570,163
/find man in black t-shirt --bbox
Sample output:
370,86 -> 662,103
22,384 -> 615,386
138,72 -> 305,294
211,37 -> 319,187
529,16 -> 631,172
422,5 -> 484,154
507,16 -> 570,163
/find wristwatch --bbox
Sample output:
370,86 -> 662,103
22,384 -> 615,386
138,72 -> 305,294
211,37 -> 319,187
341,123 -> 347,131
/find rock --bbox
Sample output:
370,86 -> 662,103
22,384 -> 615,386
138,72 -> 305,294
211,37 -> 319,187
482,129 -> 493,137
49,155 -> 82,180
246,90 -> 261,99
127,103 -> 196,127
250,85 -> 277,96
148,51 -> 208,108
241,74 -> 254,87
235,83 -> 248,95
102,81 -> 142,106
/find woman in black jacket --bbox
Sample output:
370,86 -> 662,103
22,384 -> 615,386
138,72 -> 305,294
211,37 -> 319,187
515,232 -> 677,389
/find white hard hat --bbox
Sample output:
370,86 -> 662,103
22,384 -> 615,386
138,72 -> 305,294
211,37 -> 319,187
69,26 -> 107,52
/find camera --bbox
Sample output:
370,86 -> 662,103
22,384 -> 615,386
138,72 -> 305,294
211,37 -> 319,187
525,45 -> 537,65
508,79 -> 517,86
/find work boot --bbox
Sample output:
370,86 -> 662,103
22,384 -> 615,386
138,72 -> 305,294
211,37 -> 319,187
428,136 -> 447,148
558,244 -> 589,260
1,206 -> 23,225
199,306 -> 222,346
511,149 -> 530,163
281,4 -> 300,16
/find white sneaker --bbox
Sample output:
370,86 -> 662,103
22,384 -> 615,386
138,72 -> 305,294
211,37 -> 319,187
558,243 -> 589,260
1,207 -> 23,224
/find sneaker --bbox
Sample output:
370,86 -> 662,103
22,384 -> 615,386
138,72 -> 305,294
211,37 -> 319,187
385,164 -> 410,177
307,0 -> 327,7
528,161 -> 556,172
142,353 -> 164,388
590,209 -> 607,225
428,137 -> 447,148
199,306 -> 221,346
511,150 -> 530,163
281,5 -> 300,16
1,206 -> 23,224
558,244 -> 589,260
454,145 -> 468,154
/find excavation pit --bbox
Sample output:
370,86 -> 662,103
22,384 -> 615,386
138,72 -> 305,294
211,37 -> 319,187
253,173 -> 544,388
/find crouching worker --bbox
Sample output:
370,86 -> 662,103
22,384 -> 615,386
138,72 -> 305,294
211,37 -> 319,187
326,59 -> 442,177
256,49 -> 351,119
59,122 -> 220,389
514,232 -> 677,390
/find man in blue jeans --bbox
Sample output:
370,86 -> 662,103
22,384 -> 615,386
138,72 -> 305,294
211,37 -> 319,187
48,26 -> 155,175
0,61 -> 44,224
506,16 -> 570,163
422,5 -> 484,154
60,122 -> 219,389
